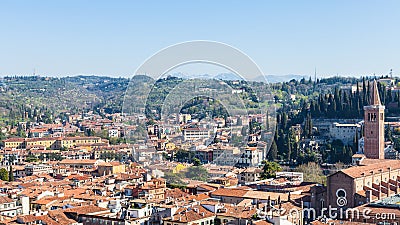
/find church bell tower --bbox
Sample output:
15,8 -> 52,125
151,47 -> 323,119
363,80 -> 385,159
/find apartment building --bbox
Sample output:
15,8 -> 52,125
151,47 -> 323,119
182,128 -> 210,141
0,196 -> 23,218
24,164 -> 53,176
3,136 -> 103,150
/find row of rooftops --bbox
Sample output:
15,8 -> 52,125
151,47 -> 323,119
337,158 -> 400,178
3,136 -> 102,143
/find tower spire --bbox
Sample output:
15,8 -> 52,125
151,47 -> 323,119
371,80 -> 381,106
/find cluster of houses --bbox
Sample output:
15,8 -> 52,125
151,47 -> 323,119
1,155 -> 400,225
143,113 -> 271,168
1,81 -> 400,224
0,156 -> 314,225
0,136 -> 134,167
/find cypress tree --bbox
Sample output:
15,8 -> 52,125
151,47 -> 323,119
268,140 -> 278,161
9,166 -> 14,182
353,133 -> 359,154
286,135 -> 292,161
345,146 -> 353,164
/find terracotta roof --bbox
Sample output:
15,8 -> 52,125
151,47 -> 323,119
165,188 -> 189,199
63,205 -> 109,214
351,154 -> 365,158
59,159 -> 99,164
216,204 -> 257,219
16,215 -> 53,224
177,193 -> 210,202
26,137 -> 62,142
164,205 -> 214,222
356,190 -> 366,197
47,209 -> 77,225
67,174 -> 91,181
253,220 -> 273,225
64,136 -> 101,140
200,200 -> 220,206
32,198 -> 58,205
211,188 -> 249,198
197,184 -> 218,192
114,173 -> 142,181
276,202 -> 302,216
0,196 -> 14,204
3,137 -> 25,142
242,167 -> 263,173
243,191 -> 302,201
339,159 -> 400,178
98,161 -> 122,167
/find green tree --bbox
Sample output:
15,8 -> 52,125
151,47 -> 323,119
8,155 -> 17,165
174,149 -> 190,162
352,133 -> 359,154
241,125 -> 248,136
385,126 -> 393,142
304,113 -> 313,138
185,166 -> 208,181
237,117 -> 243,126
9,166 -> 14,182
25,155 -> 39,163
281,112 -> 288,130
164,172 -> 185,186
344,146 -> 353,164
260,161 -> 282,179
295,162 -> 326,185
330,139 -> 345,163
0,168 -> 9,181
277,129 -> 285,157
192,158 -> 201,166
268,140 -> 278,161
286,134 -> 292,161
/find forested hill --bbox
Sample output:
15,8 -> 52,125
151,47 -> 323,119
0,75 -> 129,126
0,75 -> 399,128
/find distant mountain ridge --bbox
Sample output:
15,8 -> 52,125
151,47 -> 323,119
1,73 -> 307,83
168,72 -> 306,83
254,74 -> 306,83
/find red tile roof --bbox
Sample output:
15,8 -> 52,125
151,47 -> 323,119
0,196 -> 14,204
63,205 -> 109,214
339,159 -> 400,178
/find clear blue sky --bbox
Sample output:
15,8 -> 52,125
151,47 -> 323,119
1,0 -> 399,77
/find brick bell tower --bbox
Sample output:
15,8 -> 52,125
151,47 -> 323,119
363,80 -> 385,159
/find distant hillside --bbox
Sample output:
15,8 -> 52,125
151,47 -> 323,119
253,74 -> 305,83
168,72 -> 242,80
169,72 -> 305,83
0,75 -> 129,125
